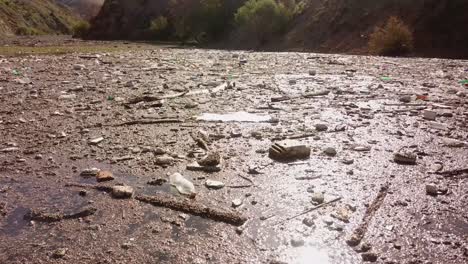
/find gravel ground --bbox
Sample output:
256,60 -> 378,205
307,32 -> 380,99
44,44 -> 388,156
0,41 -> 467,264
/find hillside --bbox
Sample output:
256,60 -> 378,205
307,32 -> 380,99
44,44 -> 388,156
0,0 -> 80,36
86,0 -> 468,58
56,0 -> 104,19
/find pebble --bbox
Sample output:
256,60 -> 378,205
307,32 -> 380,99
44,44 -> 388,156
205,179 -> 225,189
423,110 -> 437,120
290,237 -> 305,247
311,192 -> 324,204
324,147 -> 337,156
111,186 -> 134,199
425,184 -> 438,196
393,150 -> 416,165
52,248 -> 68,259
302,217 -> 315,227
155,155 -> 175,165
361,252 -> 378,262
342,158 -> 354,165
89,137 -> 104,145
96,170 -> 114,182
315,123 -> 328,131
232,199 -> 243,208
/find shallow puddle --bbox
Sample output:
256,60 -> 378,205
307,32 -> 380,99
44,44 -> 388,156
197,111 -> 273,122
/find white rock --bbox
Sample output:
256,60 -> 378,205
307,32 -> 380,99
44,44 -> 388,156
111,186 -> 134,198
205,180 -> 225,189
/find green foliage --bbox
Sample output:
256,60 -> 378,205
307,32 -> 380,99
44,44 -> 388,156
235,0 -> 293,42
369,16 -> 414,56
168,0 -> 232,42
16,26 -> 40,36
72,20 -> 90,38
149,16 -> 169,36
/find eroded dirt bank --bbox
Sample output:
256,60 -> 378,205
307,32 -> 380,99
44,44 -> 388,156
0,43 -> 467,264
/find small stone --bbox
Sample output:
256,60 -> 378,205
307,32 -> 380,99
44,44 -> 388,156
96,171 -> 114,182
423,110 -> 437,120
425,184 -> 438,196
322,217 -> 334,226
52,248 -> 68,259
353,146 -> 371,152
315,123 -> 328,132
205,180 -> 225,189
121,243 -> 132,249
302,217 -> 315,227
232,199 -> 243,208
362,252 -> 378,262
311,192 -> 325,204
80,168 -> 100,177
324,147 -> 337,156
399,96 -> 411,103
155,155 -> 175,165
342,158 -> 354,165
198,152 -> 221,166
269,140 -> 311,161
309,70 -> 317,76
291,237 -> 305,247
346,234 -> 361,246
111,186 -> 134,199
393,150 -> 416,165
89,137 -> 104,145
73,64 -> 86,70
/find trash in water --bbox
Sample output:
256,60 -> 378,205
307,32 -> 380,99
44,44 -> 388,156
169,173 -> 196,197
380,76 -> 392,81
197,111 -> 273,123
269,140 -> 311,161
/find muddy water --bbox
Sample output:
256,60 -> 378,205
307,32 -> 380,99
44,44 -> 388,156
0,46 -> 467,264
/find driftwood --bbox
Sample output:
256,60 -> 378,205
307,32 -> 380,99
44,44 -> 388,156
436,168 -> 468,177
346,184 -> 389,246
114,118 -> 182,127
135,194 -> 247,226
126,96 -> 163,105
65,183 -> 247,226
271,90 -> 330,102
25,207 -> 97,222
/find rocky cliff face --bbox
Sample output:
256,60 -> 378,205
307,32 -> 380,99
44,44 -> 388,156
0,0 -> 79,36
86,0 -> 468,58
86,0 -> 171,39
56,0 -> 104,19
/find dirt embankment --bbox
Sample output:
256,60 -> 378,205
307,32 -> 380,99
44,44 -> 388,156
87,0 -> 468,59
0,0 -> 79,36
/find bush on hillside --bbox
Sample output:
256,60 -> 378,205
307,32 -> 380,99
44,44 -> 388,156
235,0 -> 292,43
369,16 -> 414,56
149,16 -> 169,37
72,21 -> 90,38
16,26 -> 40,36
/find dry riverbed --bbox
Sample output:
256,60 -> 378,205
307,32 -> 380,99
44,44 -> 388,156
0,39 -> 467,264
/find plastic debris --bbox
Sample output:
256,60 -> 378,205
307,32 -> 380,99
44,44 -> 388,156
169,173 -> 196,197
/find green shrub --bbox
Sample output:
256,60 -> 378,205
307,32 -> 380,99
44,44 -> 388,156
149,16 -> 169,36
369,16 -> 414,56
72,21 -> 90,38
235,0 -> 292,42
16,26 -> 39,36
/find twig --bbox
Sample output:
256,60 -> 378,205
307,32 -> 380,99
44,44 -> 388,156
436,168 -> 468,177
113,118 -> 182,127
274,197 -> 342,225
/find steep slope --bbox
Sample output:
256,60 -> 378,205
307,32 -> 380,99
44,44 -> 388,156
56,0 -> 104,19
86,0 -> 468,58
280,0 -> 468,58
0,0 -> 80,36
